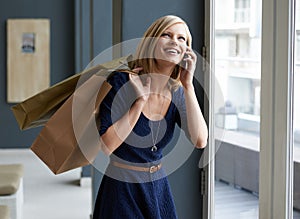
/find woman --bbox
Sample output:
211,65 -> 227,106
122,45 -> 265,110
93,15 -> 208,219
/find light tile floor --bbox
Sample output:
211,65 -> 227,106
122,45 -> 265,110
2,148 -> 300,219
215,180 -> 300,219
0,149 -> 91,219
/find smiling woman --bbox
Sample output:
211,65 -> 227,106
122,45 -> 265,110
154,23 -> 188,66
134,15 -> 192,80
92,15 -> 208,219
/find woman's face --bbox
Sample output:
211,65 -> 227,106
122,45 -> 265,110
154,23 -> 188,68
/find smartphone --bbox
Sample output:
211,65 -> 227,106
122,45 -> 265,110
181,53 -> 189,68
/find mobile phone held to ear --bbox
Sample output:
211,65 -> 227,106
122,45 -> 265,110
181,53 -> 189,68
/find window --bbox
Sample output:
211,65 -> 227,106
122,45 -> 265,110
215,0 -> 261,133
234,0 -> 250,23
206,0 -> 296,218
214,0 -> 261,217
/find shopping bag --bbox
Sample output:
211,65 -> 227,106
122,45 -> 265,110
30,70 -> 135,174
11,55 -> 132,130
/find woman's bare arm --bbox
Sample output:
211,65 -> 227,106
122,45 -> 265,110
100,74 -> 150,155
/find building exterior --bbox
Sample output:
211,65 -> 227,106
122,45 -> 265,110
215,0 -> 300,135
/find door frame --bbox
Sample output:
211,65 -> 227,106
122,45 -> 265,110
259,0 -> 294,218
203,0 -> 295,218
202,0 -> 215,218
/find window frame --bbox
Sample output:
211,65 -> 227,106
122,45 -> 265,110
203,0 -> 295,218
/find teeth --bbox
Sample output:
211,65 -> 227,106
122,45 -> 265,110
165,49 -> 179,54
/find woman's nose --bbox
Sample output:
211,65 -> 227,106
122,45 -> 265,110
169,39 -> 178,46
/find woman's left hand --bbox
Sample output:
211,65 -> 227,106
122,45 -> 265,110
180,48 -> 197,88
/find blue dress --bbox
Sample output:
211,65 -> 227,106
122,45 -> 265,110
93,72 -> 188,219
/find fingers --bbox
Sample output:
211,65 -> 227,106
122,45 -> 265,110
145,76 -> 151,89
129,74 -> 151,102
129,74 -> 141,84
129,73 -> 136,81
184,48 -> 197,62
181,48 -> 197,74
129,74 -> 151,92
132,67 -> 143,73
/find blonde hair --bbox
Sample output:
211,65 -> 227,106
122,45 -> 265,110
131,15 -> 193,90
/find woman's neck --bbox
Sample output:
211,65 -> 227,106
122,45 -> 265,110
146,60 -> 177,93
148,73 -> 170,94
152,61 -> 175,76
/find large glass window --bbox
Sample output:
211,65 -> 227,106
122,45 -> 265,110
207,0 -> 297,217
234,0 -> 250,23
214,0 -> 261,217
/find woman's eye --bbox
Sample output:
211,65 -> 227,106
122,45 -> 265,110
161,33 -> 170,38
178,36 -> 186,41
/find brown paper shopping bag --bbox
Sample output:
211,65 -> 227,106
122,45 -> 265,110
11,55 -> 132,130
30,70 -> 135,174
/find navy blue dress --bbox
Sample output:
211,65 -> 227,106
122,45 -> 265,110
93,72 -> 188,219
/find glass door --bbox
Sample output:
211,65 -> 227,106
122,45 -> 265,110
213,0 -> 261,218
204,0 -> 295,218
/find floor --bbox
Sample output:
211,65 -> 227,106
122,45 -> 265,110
215,180 -> 259,219
0,149 -> 92,219
215,180 -> 300,219
2,148 -> 300,219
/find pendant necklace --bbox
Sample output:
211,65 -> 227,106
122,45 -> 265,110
149,93 -> 166,152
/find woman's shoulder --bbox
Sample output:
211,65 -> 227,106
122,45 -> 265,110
107,71 -> 130,81
172,86 -> 184,99
107,71 -> 130,88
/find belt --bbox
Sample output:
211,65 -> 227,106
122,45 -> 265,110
111,161 -> 162,173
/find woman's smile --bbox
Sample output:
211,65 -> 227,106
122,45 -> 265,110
154,23 -> 188,66
164,47 -> 181,55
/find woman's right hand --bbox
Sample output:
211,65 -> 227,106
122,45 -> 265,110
129,73 -> 151,103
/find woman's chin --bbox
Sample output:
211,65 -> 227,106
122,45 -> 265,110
156,58 -> 180,67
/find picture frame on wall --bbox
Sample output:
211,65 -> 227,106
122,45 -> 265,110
7,19 -> 50,103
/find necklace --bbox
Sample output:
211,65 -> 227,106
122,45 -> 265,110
149,94 -> 166,152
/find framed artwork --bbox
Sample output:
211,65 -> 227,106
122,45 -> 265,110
7,19 -> 50,103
